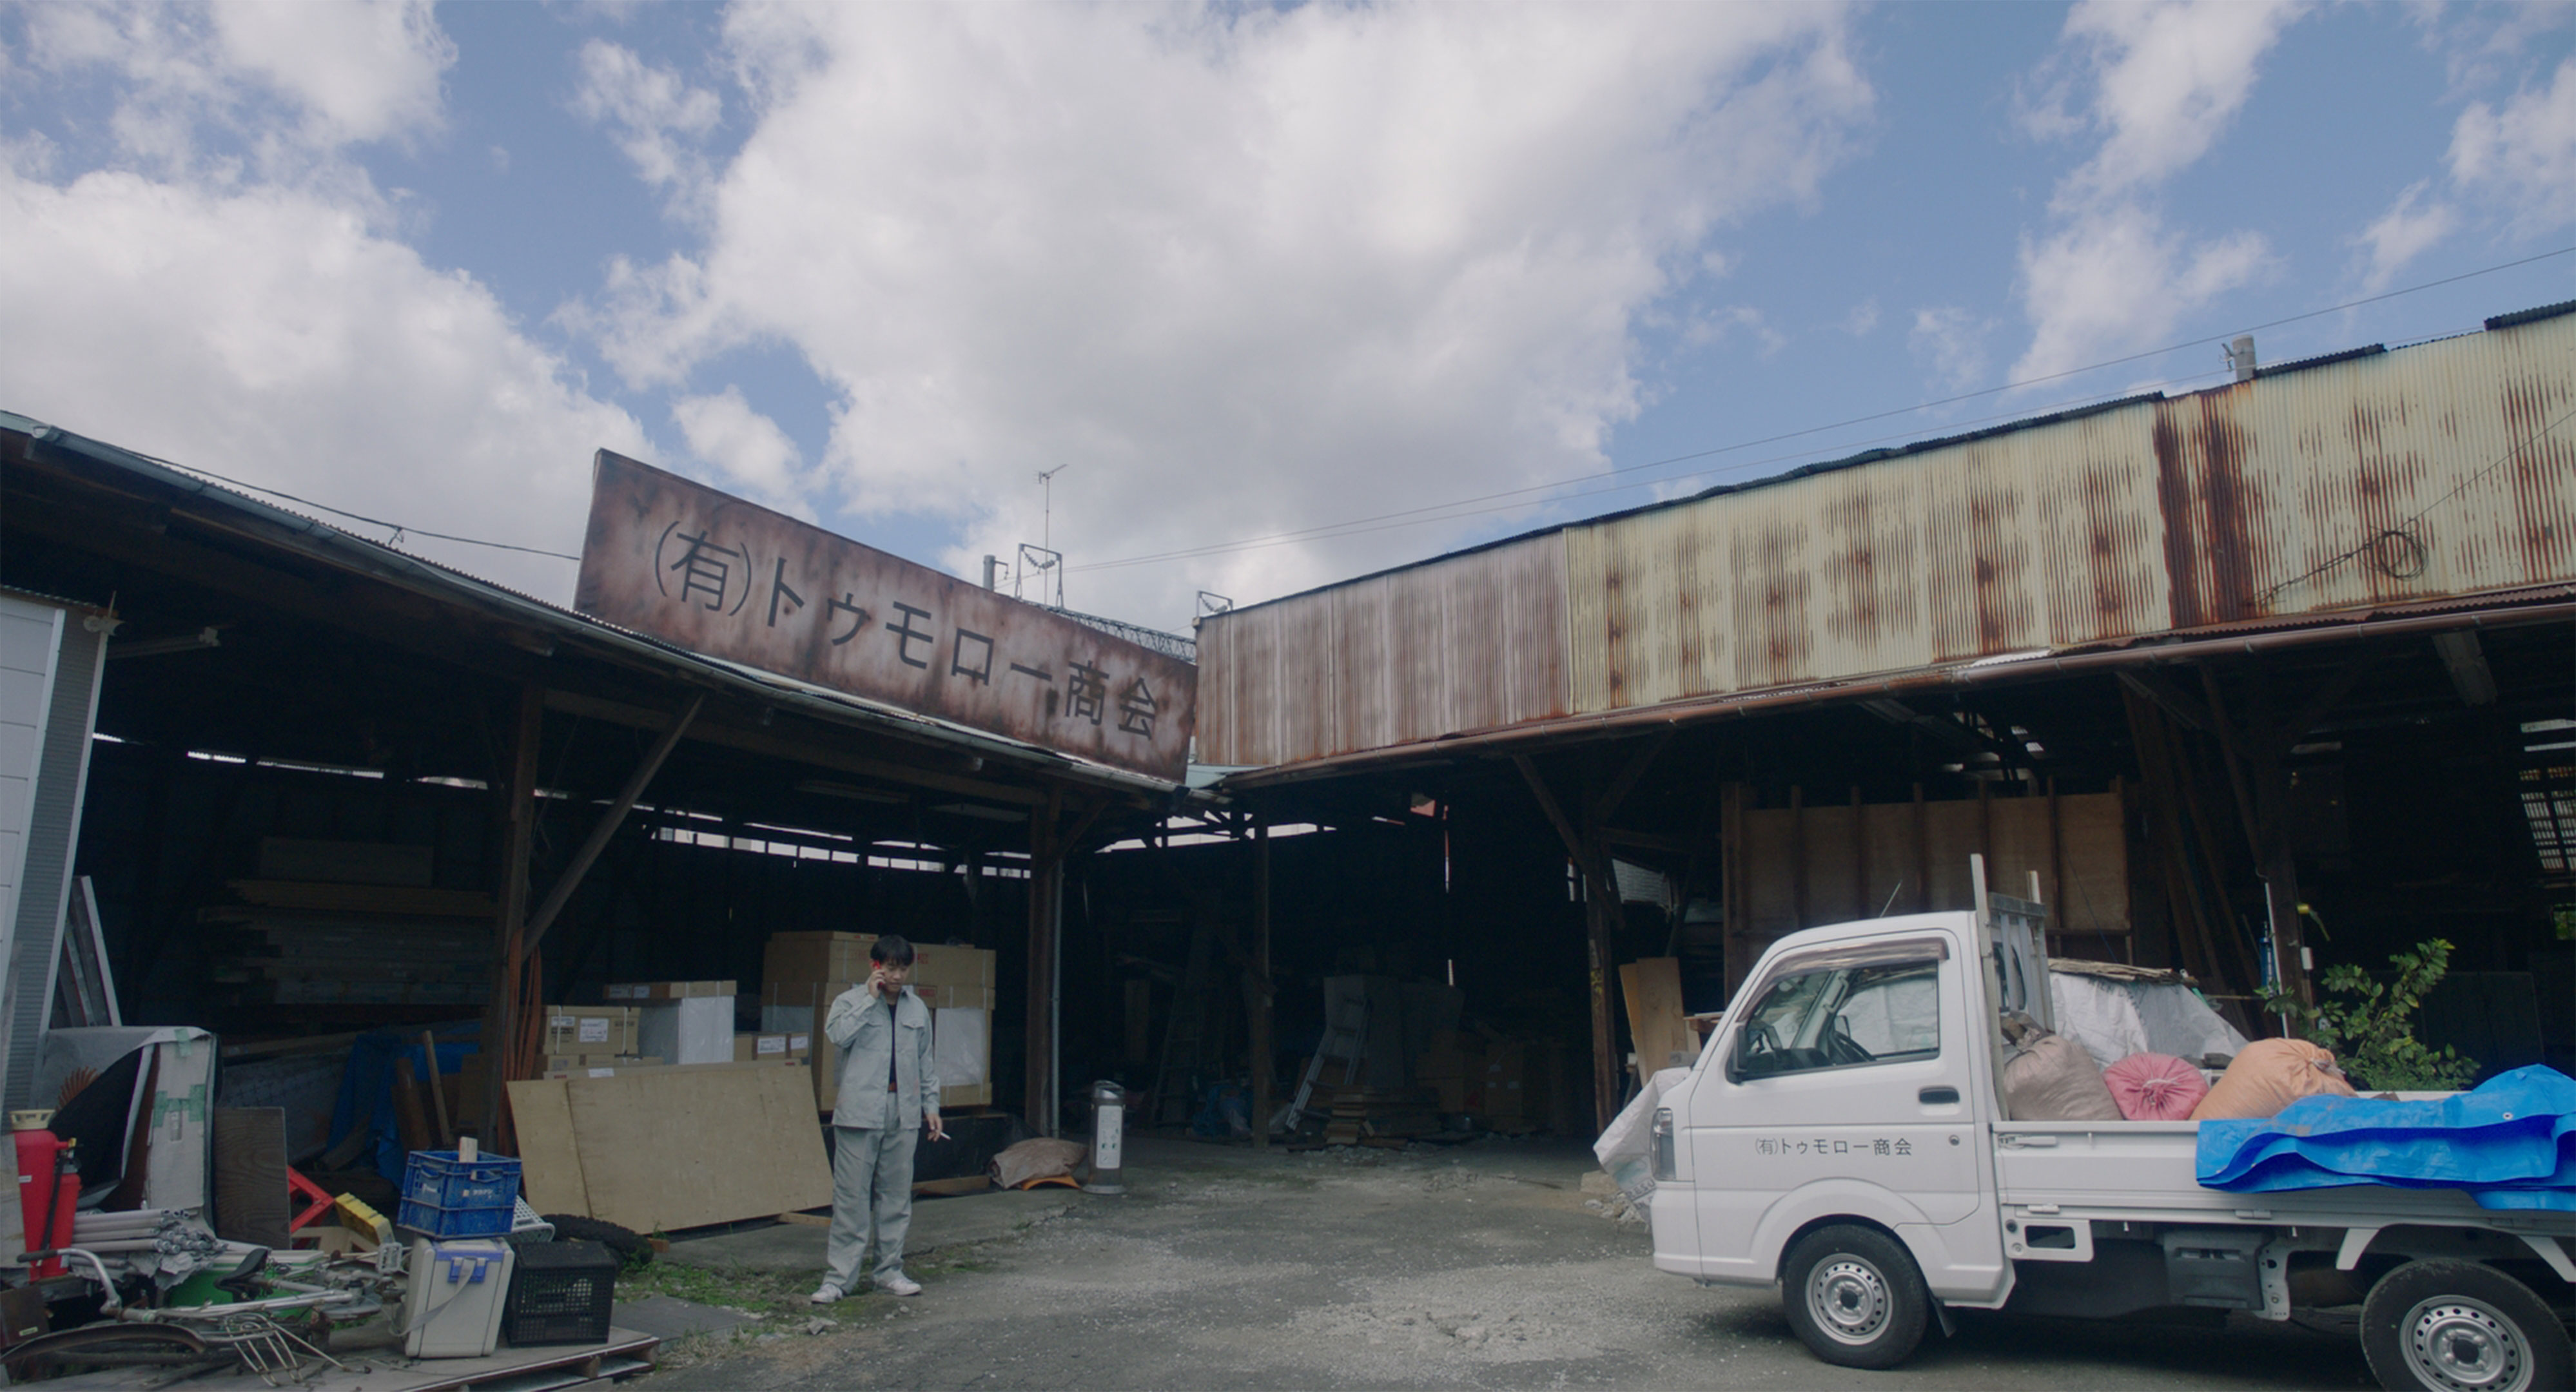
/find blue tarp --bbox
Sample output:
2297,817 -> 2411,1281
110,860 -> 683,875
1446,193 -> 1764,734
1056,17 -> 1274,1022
326,1027 -> 481,1181
2196,1066 -> 2576,1212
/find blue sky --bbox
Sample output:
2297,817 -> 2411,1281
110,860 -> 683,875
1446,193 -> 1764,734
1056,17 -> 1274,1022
4,1 -> 2573,632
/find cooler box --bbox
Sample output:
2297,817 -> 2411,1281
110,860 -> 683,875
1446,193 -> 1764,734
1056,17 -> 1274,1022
402,1237 -> 514,1358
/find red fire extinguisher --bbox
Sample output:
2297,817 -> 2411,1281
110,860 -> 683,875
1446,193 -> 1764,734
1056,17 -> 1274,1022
12,1110 -> 79,1280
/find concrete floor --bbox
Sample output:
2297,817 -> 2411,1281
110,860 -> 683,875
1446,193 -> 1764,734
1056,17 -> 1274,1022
641,1135 -> 2376,1391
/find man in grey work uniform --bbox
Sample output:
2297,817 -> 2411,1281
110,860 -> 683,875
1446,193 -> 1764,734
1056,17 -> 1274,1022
812,934 -> 946,1302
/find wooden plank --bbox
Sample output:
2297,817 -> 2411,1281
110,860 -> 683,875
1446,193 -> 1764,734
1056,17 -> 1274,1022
225,880 -> 494,917
560,1065 -> 831,1233
504,1078 -> 589,1216
1616,958 -> 1695,1075
211,1107 -> 291,1249
913,1175 -> 990,1197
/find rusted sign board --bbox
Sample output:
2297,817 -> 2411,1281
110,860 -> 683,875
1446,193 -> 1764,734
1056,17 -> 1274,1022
574,451 -> 1195,783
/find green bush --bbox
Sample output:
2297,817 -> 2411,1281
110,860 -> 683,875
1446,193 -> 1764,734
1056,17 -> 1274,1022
2259,938 -> 2479,1092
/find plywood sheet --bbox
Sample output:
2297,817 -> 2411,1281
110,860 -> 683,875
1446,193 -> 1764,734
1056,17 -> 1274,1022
503,1079 -> 588,1215
1617,958 -> 1696,1074
560,1064 -> 830,1233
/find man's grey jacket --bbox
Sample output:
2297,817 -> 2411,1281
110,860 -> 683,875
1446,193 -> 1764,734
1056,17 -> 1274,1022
825,984 -> 941,1130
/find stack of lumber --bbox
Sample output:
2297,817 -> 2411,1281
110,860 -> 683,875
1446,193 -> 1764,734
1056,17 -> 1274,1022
1316,1086 -> 1441,1146
204,840 -> 494,1009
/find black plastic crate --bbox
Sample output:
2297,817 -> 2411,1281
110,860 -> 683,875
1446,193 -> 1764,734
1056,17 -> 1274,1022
502,1240 -> 617,1346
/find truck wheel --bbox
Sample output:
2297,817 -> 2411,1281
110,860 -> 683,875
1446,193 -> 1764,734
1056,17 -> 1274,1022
2359,1259 -> 2570,1392
1781,1224 -> 1931,1370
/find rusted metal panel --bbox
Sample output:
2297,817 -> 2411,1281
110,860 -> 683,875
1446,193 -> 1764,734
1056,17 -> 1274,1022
1202,310 -> 2576,765
1190,534 -> 1566,766
573,451 -> 1195,782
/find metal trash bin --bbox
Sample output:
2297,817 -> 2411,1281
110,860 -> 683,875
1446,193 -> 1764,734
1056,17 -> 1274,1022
1083,1081 -> 1126,1195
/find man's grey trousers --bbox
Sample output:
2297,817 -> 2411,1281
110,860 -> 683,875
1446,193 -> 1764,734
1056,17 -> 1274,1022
825,1124 -> 918,1288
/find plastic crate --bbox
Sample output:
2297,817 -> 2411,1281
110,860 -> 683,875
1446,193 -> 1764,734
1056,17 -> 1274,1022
398,1197 -> 516,1239
403,1151 -> 522,1210
398,1150 -> 523,1239
502,1240 -> 617,1347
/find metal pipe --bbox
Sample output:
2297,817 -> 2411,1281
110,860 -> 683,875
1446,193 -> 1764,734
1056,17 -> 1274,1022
1223,594 -> 2576,789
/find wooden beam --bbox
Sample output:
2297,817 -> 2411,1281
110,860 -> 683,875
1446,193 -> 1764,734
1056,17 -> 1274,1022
1586,733 -> 1671,827
1514,755 -> 1621,1132
1025,789 -> 1065,1136
1249,818 -> 1272,1151
544,689 -> 1050,807
478,684 -> 544,1143
525,694 -> 704,952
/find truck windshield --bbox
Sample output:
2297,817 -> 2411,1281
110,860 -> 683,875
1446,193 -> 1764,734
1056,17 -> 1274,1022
1732,959 -> 1940,1080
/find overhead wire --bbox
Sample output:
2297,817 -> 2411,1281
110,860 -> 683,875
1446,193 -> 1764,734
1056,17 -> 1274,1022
108,240 -> 2576,574
1069,242 -> 2576,574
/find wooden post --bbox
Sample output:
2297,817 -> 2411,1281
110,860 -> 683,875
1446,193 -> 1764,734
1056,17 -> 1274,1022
1910,782 -> 1930,913
1249,818 -> 1273,1150
1720,781 -> 1748,999
1024,789 -> 1063,1136
523,694 -> 704,953
1788,785 -> 1807,931
478,684 -> 543,1145
1849,786 -> 1868,920
1514,755 -> 1622,1133
2046,776 -> 2065,947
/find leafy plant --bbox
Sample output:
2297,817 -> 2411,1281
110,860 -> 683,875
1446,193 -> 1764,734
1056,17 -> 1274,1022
2260,938 -> 2479,1092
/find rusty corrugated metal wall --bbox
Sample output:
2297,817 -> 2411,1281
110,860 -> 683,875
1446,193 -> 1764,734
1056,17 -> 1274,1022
1198,311 -> 2576,767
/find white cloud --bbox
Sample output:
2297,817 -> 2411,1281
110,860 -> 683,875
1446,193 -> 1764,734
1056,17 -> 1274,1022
2448,55 -> 2576,235
2355,180 -> 2459,292
672,386 -> 802,502
1908,305 -> 1992,390
572,39 -> 721,210
2009,0 -> 2298,385
1844,297 -> 1880,338
208,0 -> 452,148
17,0 -> 453,169
583,2 -> 1873,625
0,168 -> 647,600
2015,208 -> 2267,381
2051,0 -> 2308,202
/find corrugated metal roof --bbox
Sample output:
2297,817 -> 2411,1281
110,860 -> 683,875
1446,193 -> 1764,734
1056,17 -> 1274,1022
3,412 -> 1183,796
1199,302 -> 2576,768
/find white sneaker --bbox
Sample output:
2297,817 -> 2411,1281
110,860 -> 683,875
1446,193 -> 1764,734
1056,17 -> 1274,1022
808,1283 -> 844,1304
874,1271 -> 921,1297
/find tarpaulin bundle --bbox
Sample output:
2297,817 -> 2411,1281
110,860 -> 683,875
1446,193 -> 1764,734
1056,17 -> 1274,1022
2196,1066 -> 2576,1212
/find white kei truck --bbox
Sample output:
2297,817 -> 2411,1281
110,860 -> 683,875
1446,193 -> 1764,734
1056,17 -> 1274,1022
1644,863 -> 2576,1392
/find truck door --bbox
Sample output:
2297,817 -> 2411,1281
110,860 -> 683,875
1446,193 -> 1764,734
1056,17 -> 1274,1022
1686,928 -> 2000,1295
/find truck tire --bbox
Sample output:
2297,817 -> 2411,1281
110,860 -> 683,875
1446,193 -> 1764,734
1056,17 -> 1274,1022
1780,1224 -> 1931,1371
2359,1259 -> 2570,1392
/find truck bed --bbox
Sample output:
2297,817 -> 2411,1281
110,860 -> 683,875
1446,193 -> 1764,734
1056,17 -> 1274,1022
1993,1119 -> 2576,1235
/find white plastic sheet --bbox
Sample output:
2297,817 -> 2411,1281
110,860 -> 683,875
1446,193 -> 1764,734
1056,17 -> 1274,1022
2047,974 -> 2247,1071
1594,1067 -> 1692,1210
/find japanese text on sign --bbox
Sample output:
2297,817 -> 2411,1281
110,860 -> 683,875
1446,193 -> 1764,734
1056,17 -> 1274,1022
573,451 -> 1195,782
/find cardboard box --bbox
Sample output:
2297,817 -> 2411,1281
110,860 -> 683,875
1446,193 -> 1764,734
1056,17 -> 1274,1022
761,934 -> 996,994
734,1032 -> 812,1062
763,933 -> 875,986
544,1009 -> 639,1056
606,980 -> 735,1001
639,997 -> 734,1066
543,1054 -> 661,1072
910,944 -> 994,991
917,984 -> 998,1011
542,1058 -> 808,1081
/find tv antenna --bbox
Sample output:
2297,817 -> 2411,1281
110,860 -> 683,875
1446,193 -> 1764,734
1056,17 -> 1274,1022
1037,464 -> 1071,557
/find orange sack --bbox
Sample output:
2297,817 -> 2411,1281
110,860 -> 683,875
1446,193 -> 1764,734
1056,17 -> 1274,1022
2190,1038 -> 2356,1121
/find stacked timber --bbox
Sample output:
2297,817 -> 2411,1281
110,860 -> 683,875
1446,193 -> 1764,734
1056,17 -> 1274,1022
203,840 -> 493,1010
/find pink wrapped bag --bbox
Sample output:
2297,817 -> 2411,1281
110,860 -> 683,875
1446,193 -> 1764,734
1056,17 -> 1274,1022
2102,1052 -> 2209,1121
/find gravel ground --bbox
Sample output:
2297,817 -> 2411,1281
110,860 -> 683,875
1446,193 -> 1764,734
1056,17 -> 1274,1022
641,1135 -> 2375,1391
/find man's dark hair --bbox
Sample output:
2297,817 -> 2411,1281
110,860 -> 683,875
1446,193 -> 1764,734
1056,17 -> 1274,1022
871,934 -> 916,967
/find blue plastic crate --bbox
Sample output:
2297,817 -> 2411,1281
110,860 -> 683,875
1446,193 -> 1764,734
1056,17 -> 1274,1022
402,1150 -> 522,1212
397,1195 -> 516,1238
